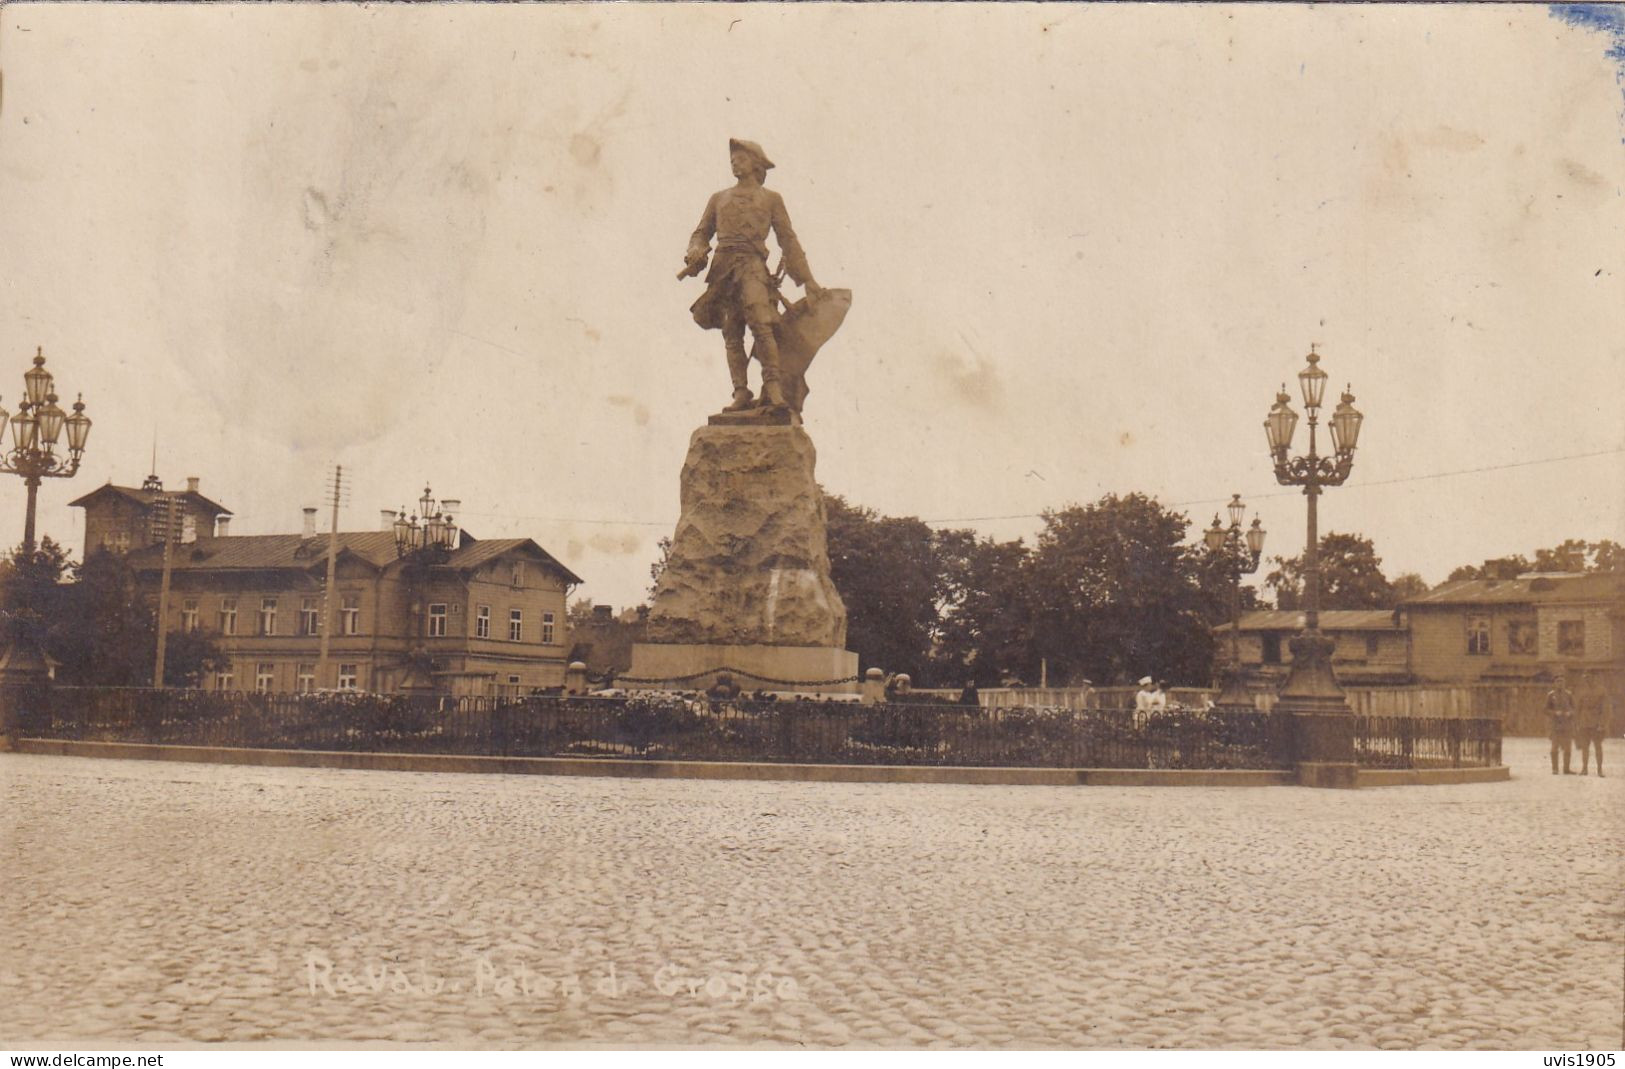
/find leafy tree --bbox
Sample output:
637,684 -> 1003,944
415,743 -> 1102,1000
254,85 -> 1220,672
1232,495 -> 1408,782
824,494 -> 937,678
1266,532 -> 1397,610
1448,555 -> 1532,582
646,537 -> 673,603
1592,540 -> 1625,573
1026,493 -> 1214,686
1447,539 -> 1622,581
567,597 -> 598,631
53,549 -> 157,685
1390,572 -> 1430,600
0,537 -> 72,660
1533,538 -> 1623,574
157,628 -> 228,688
930,528 -> 1034,687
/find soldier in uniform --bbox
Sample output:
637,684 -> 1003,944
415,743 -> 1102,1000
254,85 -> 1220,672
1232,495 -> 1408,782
1574,673 -> 1606,777
1545,674 -> 1576,775
681,139 -> 823,412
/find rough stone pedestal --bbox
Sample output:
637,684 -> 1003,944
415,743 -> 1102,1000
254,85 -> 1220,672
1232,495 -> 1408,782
633,422 -> 856,693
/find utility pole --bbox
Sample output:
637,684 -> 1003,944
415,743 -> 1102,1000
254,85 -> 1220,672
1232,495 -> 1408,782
152,492 -> 180,688
316,466 -> 343,689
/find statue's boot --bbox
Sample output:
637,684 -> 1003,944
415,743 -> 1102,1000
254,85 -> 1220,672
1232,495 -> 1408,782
752,327 -> 789,409
723,339 -> 755,411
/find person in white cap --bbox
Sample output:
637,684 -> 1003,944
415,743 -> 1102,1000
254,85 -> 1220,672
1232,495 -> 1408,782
681,138 -> 823,413
1134,676 -> 1156,714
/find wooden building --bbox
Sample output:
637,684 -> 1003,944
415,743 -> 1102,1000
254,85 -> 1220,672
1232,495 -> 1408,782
73,479 -> 583,696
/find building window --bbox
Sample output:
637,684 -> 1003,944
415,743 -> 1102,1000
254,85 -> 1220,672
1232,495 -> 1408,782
341,594 -> 361,635
1261,634 -> 1282,664
511,562 -> 526,589
508,674 -> 521,685
215,667 -> 235,692
181,599 -> 199,634
219,597 -> 238,636
1365,634 -> 1380,658
476,604 -> 491,639
300,597 -> 321,636
337,663 -> 359,691
103,530 -> 130,553
258,597 -> 278,636
542,611 -> 555,645
1466,615 -> 1491,656
509,609 -> 524,642
427,603 -> 448,638
1507,620 -> 1537,656
1558,620 -> 1586,657
296,663 -> 316,692
255,662 -> 276,693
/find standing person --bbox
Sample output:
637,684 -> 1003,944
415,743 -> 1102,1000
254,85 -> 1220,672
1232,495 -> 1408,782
681,139 -> 823,413
1149,679 -> 1170,713
1575,673 -> 1606,777
957,679 -> 981,707
1545,674 -> 1577,775
1134,676 -> 1156,714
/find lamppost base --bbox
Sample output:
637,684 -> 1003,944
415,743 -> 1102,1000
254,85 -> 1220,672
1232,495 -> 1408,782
1275,629 -> 1359,788
1211,665 -> 1257,712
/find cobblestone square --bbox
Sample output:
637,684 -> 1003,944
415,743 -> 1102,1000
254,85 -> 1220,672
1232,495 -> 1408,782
2,741 -> 1620,1049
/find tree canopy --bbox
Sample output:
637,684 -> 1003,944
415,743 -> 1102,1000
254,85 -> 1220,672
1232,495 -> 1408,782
1447,538 -> 1623,581
1,543 -> 224,687
1266,532 -> 1398,610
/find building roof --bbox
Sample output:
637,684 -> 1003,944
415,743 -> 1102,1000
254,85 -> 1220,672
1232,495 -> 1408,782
123,531 -> 584,585
1402,573 -> 1625,607
126,531 -> 398,572
445,537 -> 584,585
69,482 -> 232,517
1213,609 -> 1403,634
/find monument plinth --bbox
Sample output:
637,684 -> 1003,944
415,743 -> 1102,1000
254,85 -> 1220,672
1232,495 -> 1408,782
629,423 -> 857,692
629,137 -> 857,693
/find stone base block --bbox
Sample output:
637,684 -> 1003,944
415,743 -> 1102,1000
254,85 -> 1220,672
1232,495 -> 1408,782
1296,761 -> 1360,789
626,643 -> 859,694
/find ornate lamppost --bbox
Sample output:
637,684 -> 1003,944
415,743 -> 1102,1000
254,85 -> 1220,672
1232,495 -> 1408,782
0,348 -> 92,552
1263,345 -> 1364,787
1203,494 -> 1266,710
393,485 -> 459,560
390,486 -> 459,693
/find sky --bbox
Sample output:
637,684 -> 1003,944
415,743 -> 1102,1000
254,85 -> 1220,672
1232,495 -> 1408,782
1,2 -> 1622,611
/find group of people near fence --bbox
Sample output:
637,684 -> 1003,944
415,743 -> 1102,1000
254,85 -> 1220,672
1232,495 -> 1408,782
1544,672 -> 1608,776
1134,676 -> 1215,716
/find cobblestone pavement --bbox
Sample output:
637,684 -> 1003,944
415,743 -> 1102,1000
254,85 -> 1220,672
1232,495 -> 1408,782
2,739 -> 1621,1049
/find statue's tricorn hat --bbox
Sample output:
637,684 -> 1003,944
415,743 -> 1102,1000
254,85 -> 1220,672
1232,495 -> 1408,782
729,138 -> 775,170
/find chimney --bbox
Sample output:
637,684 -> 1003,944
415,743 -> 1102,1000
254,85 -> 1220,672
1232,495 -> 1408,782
381,509 -> 397,531
186,476 -> 200,494
215,516 -> 232,537
441,499 -> 461,523
303,507 -> 318,538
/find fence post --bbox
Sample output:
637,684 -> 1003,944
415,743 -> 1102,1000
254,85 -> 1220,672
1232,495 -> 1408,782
861,667 -> 885,706
0,633 -> 53,750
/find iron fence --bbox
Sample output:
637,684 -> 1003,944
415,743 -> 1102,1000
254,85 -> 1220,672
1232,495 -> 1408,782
9,686 -> 1299,770
1352,714 -> 1502,769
